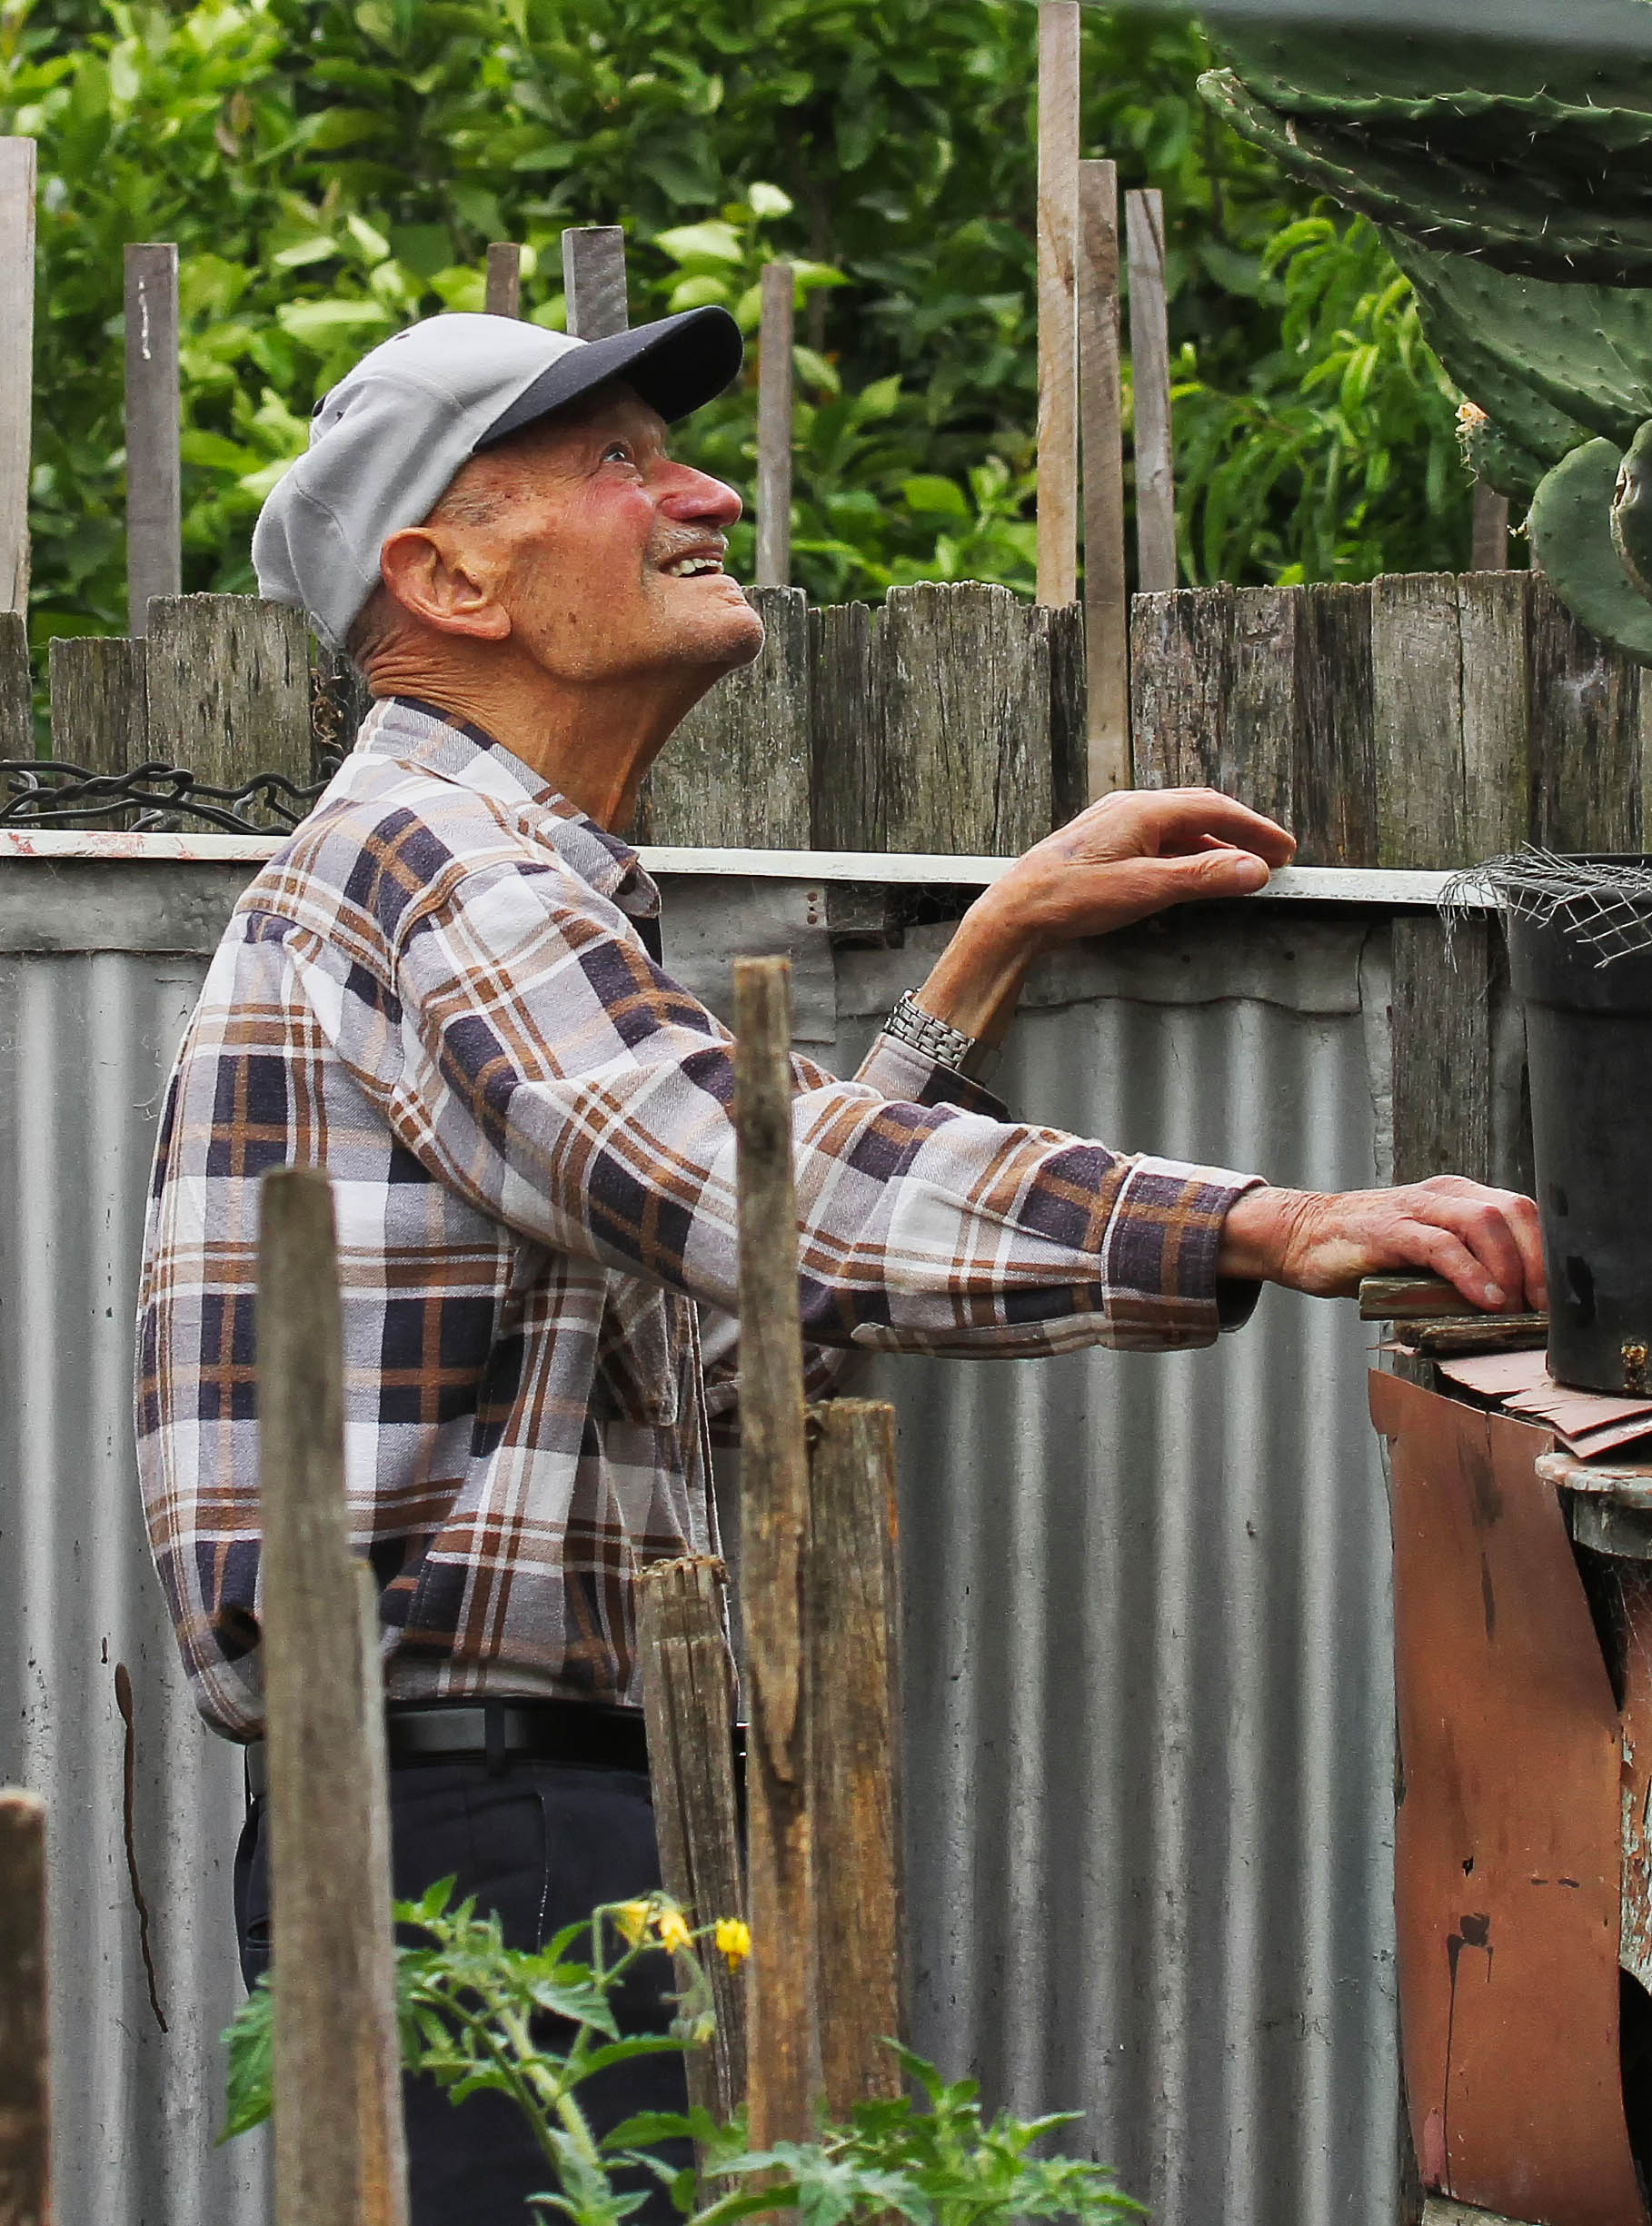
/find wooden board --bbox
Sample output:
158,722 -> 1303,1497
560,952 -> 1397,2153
1035,2 -> 1080,609
562,225 -> 628,340
1369,1370 -> 1646,2226
648,585 -> 810,848
0,139 -> 35,618
124,243 -> 182,634
755,263 -> 793,590
1391,915 -> 1491,1188
0,608 -> 30,757
144,594 -> 312,796
1124,189 -> 1174,594
49,635 -> 148,778
1078,157 -> 1128,797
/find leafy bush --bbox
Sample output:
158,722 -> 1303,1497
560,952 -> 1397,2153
0,0 -> 1482,660
224,1885 -> 1145,2226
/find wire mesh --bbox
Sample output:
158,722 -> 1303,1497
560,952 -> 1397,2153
1444,848 -> 1652,968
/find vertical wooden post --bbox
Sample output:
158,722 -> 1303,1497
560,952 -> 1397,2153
636,1555 -> 747,2128
755,263 -> 794,590
1036,2 -> 1080,610
648,585 -> 811,848
0,139 -> 37,619
49,637 -> 147,828
1079,157 -> 1129,797
806,1400 -> 905,2118
733,958 -> 816,2148
145,595 -> 312,795
1126,188 -> 1176,594
124,244 -> 181,637
259,1167 -> 408,2226
0,611 -> 31,759
1472,482 -> 1510,572
485,243 -> 522,319
562,226 -> 629,341
0,1790 -> 52,2226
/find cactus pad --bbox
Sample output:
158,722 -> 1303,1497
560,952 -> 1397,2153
1529,438 -> 1652,663
1611,419 -> 1652,600
1201,68 -> 1652,285
1212,17 -> 1651,119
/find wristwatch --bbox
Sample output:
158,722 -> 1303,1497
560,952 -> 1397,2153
881,989 -> 989,1078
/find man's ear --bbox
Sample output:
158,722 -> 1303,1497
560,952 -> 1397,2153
377,525 -> 512,642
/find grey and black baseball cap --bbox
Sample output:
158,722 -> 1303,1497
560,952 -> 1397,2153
253,305 -> 742,648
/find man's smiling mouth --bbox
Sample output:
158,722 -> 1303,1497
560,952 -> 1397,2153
660,550 -> 725,578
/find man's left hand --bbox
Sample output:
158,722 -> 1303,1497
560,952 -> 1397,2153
1218,1175 -> 1548,1313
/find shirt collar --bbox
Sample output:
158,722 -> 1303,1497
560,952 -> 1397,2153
355,694 -> 660,919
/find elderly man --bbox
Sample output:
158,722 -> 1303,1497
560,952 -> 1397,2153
135,305 -> 1541,2221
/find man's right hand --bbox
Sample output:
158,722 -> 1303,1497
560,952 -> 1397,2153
1218,1176 -> 1548,1313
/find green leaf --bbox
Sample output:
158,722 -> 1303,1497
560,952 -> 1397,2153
275,299 -> 396,344
745,180 -> 792,218
901,473 -> 970,517
219,1974 -> 274,2140
655,220 -> 744,269
270,236 -> 341,270
668,274 -> 732,313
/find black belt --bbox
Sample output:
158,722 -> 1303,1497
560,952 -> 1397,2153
244,1698 -> 662,1802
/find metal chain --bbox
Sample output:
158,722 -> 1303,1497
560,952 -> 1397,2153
0,755 -> 344,834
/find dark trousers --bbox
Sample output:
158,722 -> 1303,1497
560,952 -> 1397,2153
234,1757 -> 690,2226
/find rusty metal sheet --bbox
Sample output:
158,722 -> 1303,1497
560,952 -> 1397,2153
1619,1569 -> 1652,1997
1370,1369 -> 1645,2226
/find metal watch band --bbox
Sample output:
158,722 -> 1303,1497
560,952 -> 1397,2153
881,989 -> 980,1075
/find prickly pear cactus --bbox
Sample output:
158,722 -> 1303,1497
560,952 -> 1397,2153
1200,0 -> 1652,659
1529,437 -> 1652,661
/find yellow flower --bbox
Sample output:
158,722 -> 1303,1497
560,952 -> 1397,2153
615,1900 -> 652,1947
1457,399 -> 1488,430
713,1918 -> 751,1972
657,1907 -> 693,1954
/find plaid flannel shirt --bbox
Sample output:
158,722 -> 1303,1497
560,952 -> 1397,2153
135,697 -> 1258,1740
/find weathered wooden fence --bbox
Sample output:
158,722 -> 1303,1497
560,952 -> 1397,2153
13,564 -> 1646,872
1131,569 -> 1650,867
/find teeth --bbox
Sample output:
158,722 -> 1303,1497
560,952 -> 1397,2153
665,555 -> 722,577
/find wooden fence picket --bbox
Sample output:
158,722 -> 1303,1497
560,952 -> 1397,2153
124,244 -> 182,637
0,1789 -> 53,2226
258,1167 -> 407,2226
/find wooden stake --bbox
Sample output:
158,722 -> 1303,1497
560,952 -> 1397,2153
807,1400 -> 905,2117
1472,482 -> 1510,572
1079,159 -> 1129,797
755,263 -> 794,591
0,139 -> 36,619
1125,188 -> 1176,594
124,244 -> 181,637
484,243 -> 522,319
562,227 -> 629,340
732,957 -> 816,2147
258,1167 -> 408,2226
0,1790 -> 53,2226
1036,3 -> 1080,609
636,1555 -> 747,2129
0,610 -> 30,759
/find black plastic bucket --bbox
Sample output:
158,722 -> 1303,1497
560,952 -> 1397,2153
1505,858 -> 1652,1395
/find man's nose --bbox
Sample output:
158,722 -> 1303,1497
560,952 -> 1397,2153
657,465 -> 742,529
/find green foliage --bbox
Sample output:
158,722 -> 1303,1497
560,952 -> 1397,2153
1172,213 -> 1467,583
2,0 -> 1478,654
223,1885 -> 1141,2226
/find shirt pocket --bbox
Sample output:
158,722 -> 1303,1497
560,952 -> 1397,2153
591,1277 -> 692,1427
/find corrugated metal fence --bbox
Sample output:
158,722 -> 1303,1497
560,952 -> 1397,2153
0,850 -> 1496,2226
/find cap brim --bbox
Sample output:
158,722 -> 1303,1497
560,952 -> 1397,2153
474,305 -> 744,450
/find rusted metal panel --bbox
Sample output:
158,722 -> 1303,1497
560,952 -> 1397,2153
1370,1370 -> 1646,2226
1619,1568 -> 1652,1996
